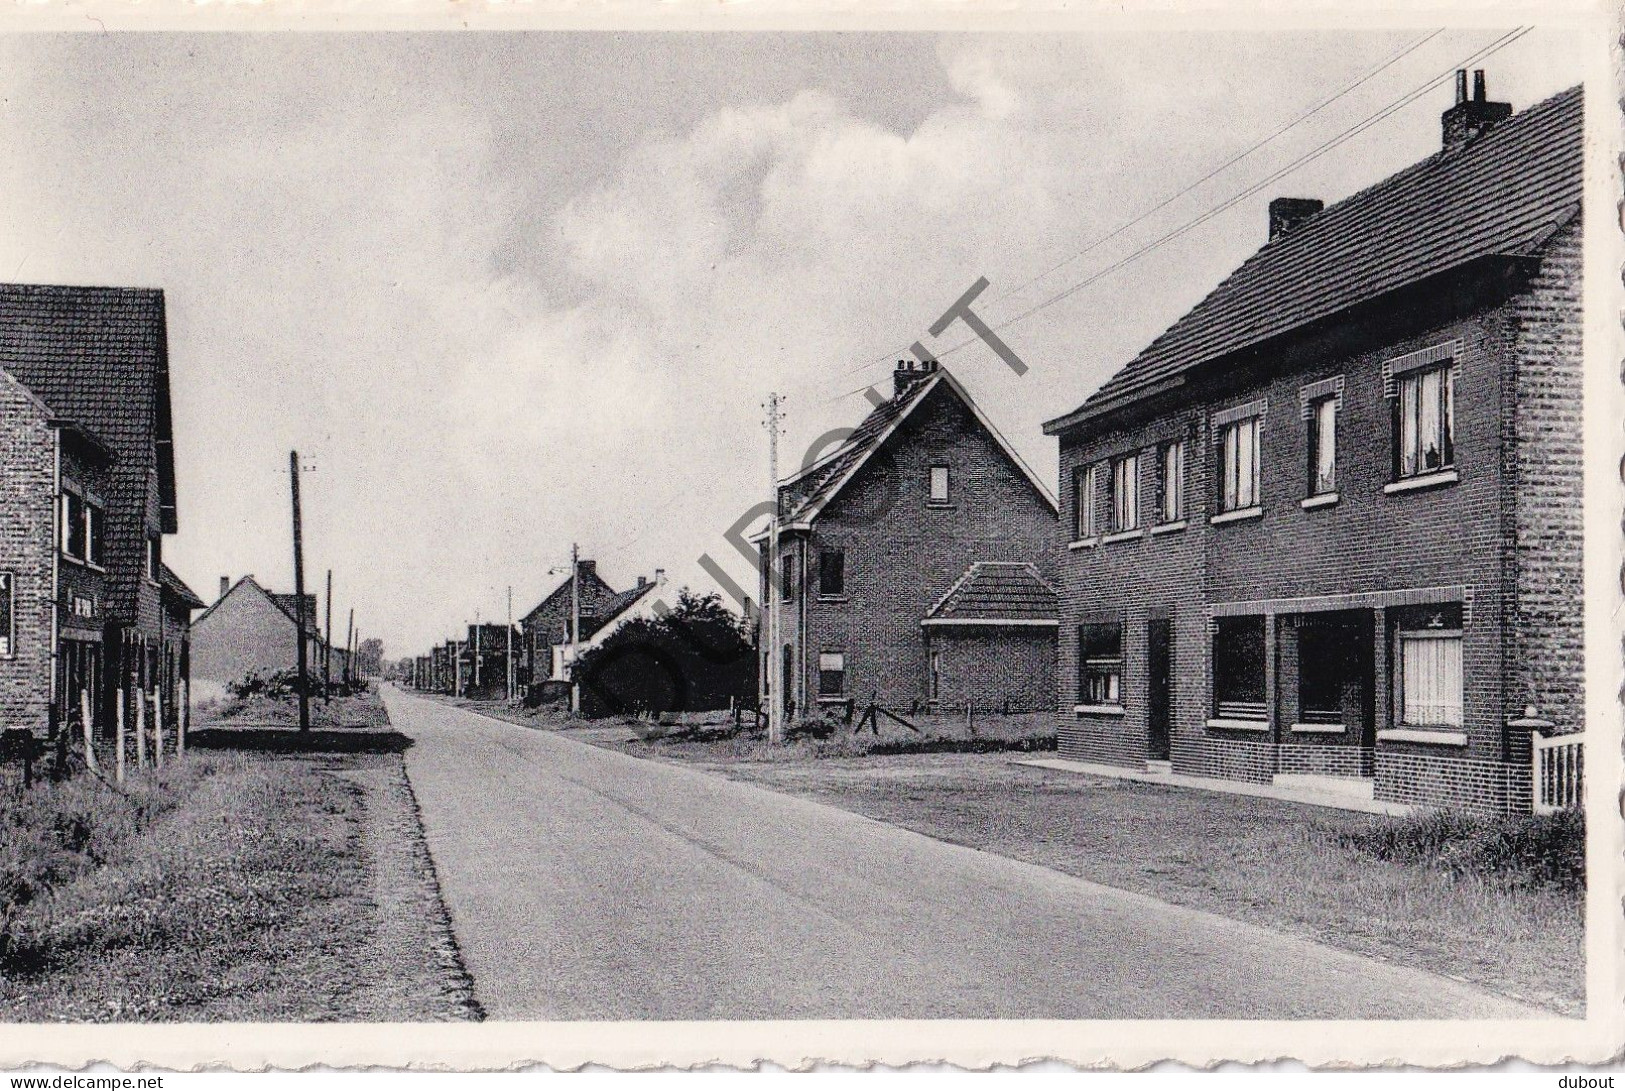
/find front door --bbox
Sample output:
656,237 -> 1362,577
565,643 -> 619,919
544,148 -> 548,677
1147,618 -> 1172,761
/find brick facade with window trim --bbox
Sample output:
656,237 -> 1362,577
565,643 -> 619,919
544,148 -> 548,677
1043,82 -> 1583,813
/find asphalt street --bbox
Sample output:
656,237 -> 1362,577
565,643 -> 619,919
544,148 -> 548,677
382,685 -> 1540,1020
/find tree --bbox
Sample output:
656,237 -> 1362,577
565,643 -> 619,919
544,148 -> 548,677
356,637 -> 384,678
573,589 -> 756,718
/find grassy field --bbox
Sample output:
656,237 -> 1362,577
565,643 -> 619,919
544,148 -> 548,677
660,752 -> 1585,1016
0,720 -> 478,1021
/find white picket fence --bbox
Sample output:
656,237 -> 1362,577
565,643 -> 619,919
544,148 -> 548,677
1532,732 -> 1584,814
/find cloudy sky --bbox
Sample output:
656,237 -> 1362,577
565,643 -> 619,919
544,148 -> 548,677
0,29 -> 1590,656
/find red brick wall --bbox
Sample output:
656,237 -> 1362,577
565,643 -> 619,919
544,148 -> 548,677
1508,218 -> 1585,738
1050,230 -> 1583,811
785,381 -> 1058,714
927,627 -> 1056,713
0,379 -> 55,734
1055,407 -> 1207,768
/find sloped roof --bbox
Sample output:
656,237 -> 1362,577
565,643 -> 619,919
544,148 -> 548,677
159,564 -> 206,610
0,284 -> 178,622
924,562 -> 1058,625
1045,84 -> 1583,434
269,592 -> 319,626
595,581 -> 658,629
520,562 -> 617,628
778,366 -> 1056,527
0,284 -> 176,523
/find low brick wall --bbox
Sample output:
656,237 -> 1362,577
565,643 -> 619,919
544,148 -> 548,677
1278,743 -> 1373,779
1375,749 -> 1530,814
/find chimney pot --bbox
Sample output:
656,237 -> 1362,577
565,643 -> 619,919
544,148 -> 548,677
1441,69 -> 1510,152
654,568 -> 665,583
637,575 -> 646,588
1268,197 -> 1324,241
218,576 -> 230,599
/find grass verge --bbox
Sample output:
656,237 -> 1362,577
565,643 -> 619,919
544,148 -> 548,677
694,754 -> 1584,1015
0,747 -> 477,1021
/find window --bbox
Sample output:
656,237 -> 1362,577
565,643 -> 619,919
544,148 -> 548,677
0,572 -> 12,658
1396,606 -> 1464,727
818,549 -> 845,597
929,465 -> 950,504
1298,622 -> 1351,725
1213,616 -> 1267,720
1158,440 -> 1185,523
1395,364 -> 1455,479
1109,454 -> 1139,532
146,534 -> 162,582
61,491 -> 86,560
86,502 -> 105,568
1072,463 -> 1098,540
818,652 -> 845,698
1219,416 -> 1261,513
1079,622 -> 1123,706
1307,395 -> 1337,496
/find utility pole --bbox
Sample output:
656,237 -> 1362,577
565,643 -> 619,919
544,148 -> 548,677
570,543 -> 581,714
474,609 -> 482,693
345,608 -> 354,687
765,394 -> 782,745
289,450 -> 311,733
324,569 -> 333,704
506,585 -> 514,701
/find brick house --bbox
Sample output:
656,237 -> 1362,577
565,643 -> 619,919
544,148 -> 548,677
759,360 -> 1059,720
456,622 -> 521,700
518,559 -> 617,690
0,284 -> 202,746
189,575 -> 344,702
1041,77 -> 1583,812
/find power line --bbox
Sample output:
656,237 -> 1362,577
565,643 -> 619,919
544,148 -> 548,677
830,26 -> 1531,403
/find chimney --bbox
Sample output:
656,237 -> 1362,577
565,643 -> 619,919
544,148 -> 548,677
1441,68 -> 1511,153
637,575 -> 647,588
654,568 -> 666,584
892,356 -> 940,398
577,559 -> 596,576
1268,197 -> 1323,241
218,575 -> 230,600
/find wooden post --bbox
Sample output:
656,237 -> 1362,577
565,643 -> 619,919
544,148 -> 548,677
290,450 -> 311,733
80,689 -> 98,773
324,569 -> 333,704
135,688 -> 148,770
115,686 -> 126,784
178,678 -> 189,756
154,687 -> 165,769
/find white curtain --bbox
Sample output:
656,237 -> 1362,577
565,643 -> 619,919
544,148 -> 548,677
1314,399 -> 1336,493
1418,368 -> 1442,470
1227,418 -> 1259,509
1400,634 -> 1463,726
1399,377 -> 1419,477
1163,441 -> 1184,522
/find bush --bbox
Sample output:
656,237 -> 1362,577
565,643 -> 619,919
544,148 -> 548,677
1330,808 -> 1584,891
229,670 -> 368,702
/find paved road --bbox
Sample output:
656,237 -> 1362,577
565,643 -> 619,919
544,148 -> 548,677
383,686 -> 1539,1020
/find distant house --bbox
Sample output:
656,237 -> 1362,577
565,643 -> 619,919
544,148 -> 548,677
1041,77 -> 1583,813
457,622 -> 520,701
518,559 -> 618,691
757,360 -> 1059,720
189,575 -> 346,702
0,283 -> 199,746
